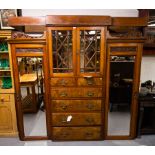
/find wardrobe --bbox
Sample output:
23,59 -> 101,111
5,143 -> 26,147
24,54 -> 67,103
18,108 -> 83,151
7,15 -> 147,141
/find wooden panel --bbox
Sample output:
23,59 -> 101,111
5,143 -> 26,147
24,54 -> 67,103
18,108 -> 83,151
0,94 -> 10,102
52,127 -> 101,140
52,100 -> 102,112
8,17 -> 45,26
112,17 -> 148,26
0,94 -> 17,134
52,113 -> 101,126
51,87 -> 102,98
51,78 -> 76,86
46,15 -> 111,26
0,104 -> 12,131
78,77 -> 102,86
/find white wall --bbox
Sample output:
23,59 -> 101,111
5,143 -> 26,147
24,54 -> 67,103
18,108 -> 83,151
141,56 -> 155,83
21,9 -> 155,83
22,9 -> 138,17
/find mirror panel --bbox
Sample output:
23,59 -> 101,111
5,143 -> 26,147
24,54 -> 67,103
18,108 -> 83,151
108,56 -> 135,136
17,56 -> 47,136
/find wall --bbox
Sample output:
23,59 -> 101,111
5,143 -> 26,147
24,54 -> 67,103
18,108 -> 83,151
22,9 -> 138,17
21,9 -> 155,83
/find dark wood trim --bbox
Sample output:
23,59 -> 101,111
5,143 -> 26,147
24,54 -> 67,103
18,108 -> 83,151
23,136 -> 48,141
46,15 -> 112,26
107,39 -> 146,43
105,135 -> 132,140
112,17 -> 148,26
8,39 -> 46,44
8,16 -> 45,26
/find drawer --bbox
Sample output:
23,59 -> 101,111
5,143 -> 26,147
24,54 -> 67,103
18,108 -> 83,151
52,127 -> 101,140
51,78 -> 76,86
78,77 -> 102,86
51,88 -> 102,98
0,94 -> 10,102
52,100 -> 102,112
52,113 -> 101,126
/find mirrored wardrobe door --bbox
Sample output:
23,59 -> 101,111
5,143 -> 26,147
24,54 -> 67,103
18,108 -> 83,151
16,56 -> 47,137
107,55 -> 136,136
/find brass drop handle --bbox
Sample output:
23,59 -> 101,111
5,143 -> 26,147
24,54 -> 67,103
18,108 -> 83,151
59,79 -> 67,85
0,98 -> 4,102
60,132 -> 69,138
85,132 -> 93,137
87,91 -> 94,97
85,117 -> 94,124
61,104 -> 68,110
60,92 -> 67,97
84,76 -> 94,85
86,103 -> 94,110
61,117 -> 67,123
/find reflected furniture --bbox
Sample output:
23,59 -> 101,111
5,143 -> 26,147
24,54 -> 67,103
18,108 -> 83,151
0,30 -> 18,136
20,73 -> 43,113
137,95 -> 155,137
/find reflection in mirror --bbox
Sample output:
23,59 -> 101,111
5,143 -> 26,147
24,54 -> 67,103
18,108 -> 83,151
17,57 -> 47,136
108,56 -> 135,135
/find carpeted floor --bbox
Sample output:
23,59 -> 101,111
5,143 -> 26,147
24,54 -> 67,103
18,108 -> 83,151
0,135 -> 155,146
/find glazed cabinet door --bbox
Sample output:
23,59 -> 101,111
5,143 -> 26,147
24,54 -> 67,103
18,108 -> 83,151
77,27 -> 106,76
47,27 -> 76,77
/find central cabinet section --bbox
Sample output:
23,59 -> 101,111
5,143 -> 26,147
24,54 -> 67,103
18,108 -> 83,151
47,27 -> 106,140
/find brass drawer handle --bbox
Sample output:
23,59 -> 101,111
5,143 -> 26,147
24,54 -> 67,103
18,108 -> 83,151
85,117 -> 94,124
60,132 -> 70,138
59,92 -> 67,97
60,104 -> 68,110
59,79 -> 67,85
85,132 -> 93,137
61,117 -> 67,123
84,76 -> 94,85
87,92 -> 94,97
86,103 -> 94,110
0,98 -> 4,102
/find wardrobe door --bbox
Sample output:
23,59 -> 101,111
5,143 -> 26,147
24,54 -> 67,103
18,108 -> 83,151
106,43 -> 142,139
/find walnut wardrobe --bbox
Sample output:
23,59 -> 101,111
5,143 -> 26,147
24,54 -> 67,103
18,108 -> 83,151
7,15 -> 147,141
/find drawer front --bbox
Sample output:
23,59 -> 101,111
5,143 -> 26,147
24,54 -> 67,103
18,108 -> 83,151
52,127 -> 101,140
0,94 -> 10,102
52,113 -> 101,126
51,88 -> 102,98
51,78 -> 76,86
78,77 -> 102,86
52,100 -> 102,112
